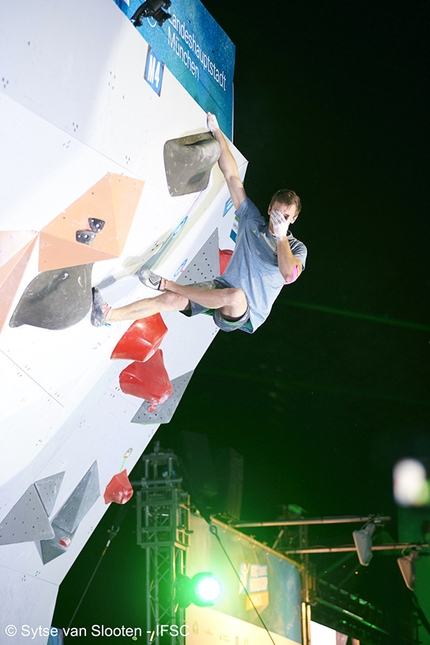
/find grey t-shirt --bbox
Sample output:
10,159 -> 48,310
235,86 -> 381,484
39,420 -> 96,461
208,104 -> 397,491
218,197 -> 307,333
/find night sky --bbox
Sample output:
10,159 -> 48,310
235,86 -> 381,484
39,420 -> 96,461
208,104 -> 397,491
55,0 -> 430,638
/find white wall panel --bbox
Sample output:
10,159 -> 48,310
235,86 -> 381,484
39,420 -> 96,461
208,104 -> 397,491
0,94 -> 139,232
0,0 -> 121,149
0,566 -> 58,645
0,0 -> 247,635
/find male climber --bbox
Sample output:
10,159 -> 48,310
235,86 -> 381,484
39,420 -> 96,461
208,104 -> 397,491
91,113 -> 307,333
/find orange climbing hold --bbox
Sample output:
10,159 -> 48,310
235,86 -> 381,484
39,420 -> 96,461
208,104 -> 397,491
110,314 -> 168,362
119,349 -> 172,404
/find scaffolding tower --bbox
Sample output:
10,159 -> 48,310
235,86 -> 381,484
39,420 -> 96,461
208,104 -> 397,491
135,443 -> 191,645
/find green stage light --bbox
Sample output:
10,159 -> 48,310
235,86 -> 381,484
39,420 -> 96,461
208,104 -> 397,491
175,572 -> 222,608
193,573 -> 222,604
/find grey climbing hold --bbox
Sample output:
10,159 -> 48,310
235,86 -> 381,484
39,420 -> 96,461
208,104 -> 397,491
164,132 -> 220,197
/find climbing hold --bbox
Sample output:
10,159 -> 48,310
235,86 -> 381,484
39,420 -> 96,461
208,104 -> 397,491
219,249 -> 233,274
103,470 -> 134,505
76,230 -> 96,245
88,218 -> 105,233
164,132 -> 220,197
111,314 -> 168,362
9,264 -> 92,330
119,349 -> 172,403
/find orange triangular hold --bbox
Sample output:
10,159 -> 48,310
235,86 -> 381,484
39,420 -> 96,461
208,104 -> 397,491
0,231 -> 38,332
0,230 -> 38,272
38,173 -> 144,271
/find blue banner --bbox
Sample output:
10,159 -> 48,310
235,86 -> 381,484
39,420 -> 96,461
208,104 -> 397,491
115,0 -> 235,138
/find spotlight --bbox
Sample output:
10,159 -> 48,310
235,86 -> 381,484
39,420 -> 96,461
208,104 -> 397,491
353,522 -> 375,566
175,572 -> 222,608
393,458 -> 429,507
131,0 -> 172,27
397,549 -> 419,590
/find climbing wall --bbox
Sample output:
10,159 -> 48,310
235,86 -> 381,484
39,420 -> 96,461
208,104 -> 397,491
0,0 -> 246,641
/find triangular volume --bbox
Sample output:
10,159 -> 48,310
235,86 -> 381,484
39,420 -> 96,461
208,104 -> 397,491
0,485 -> 54,545
178,230 -> 220,285
109,174 -> 145,251
0,233 -> 38,332
40,524 -> 75,565
38,173 -> 144,271
34,472 -> 65,517
0,230 -> 38,271
52,462 -> 100,534
40,540 -> 66,565
132,371 -> 194,425
38,231 -> 113,270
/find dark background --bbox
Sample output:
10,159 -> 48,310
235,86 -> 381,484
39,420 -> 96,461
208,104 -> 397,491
55,0 -> 430,639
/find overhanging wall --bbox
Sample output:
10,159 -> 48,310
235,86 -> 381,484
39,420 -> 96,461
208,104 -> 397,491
0,1 -> 246,641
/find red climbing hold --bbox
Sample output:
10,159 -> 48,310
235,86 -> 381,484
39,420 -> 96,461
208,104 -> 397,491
104,470 -> 134,505
219,249 -> 233,275
110,313 -> 168,362
119,349 -> 172,404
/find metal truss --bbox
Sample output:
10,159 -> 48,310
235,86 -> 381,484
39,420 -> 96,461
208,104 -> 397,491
135,444 -> 191,645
